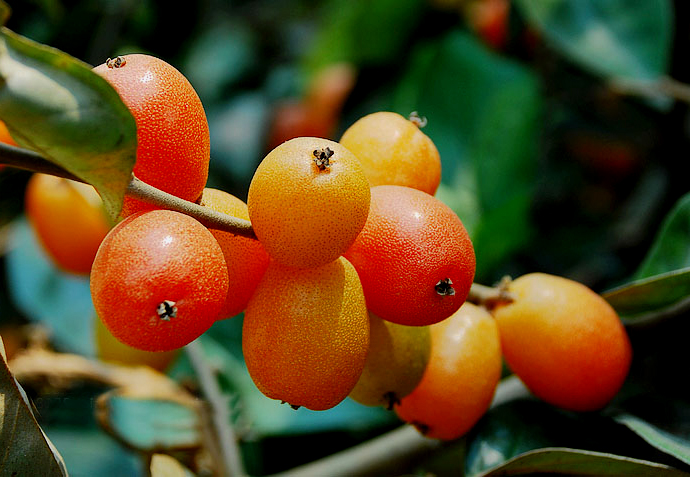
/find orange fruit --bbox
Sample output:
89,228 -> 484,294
247,137 -> 370,269
395,302 -> 502,440
344,185 -> 475,326
339,111 -> 442,195
0,119 -> 18,146
93,54 -> 210,217
94,313 -> 180,372
25,173 -> 111,275
492,273 -> 632,412
349,312 -> 430,408
198,188 -> 270,319
90,209 -> 228,352
243,257 -> 369,411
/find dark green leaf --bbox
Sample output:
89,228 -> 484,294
0,27 -> 136,219
602,267 -> 690,321
610,394 -> 690,467
478,448 -> 688,477
394,31 -> 540,277
635,192 -> 690,279
515,0 -> 673,80
97,390 -> 202,452
304,0 -> 425,73
615,414 -> 690,467
1,338 -> 68,476
5,218 -> 95,356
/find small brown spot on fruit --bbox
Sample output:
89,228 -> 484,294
156,300 -> 177,321
106,56 -> 126,68
313,147 -> 335,171
435,278 -> 455,296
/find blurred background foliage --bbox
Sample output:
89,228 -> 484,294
2,0 -> 690,475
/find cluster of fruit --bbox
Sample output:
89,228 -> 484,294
17,53 -> 632,441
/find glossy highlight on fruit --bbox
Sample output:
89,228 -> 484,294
90,209 -> 228,352
395,302 -> 502,440
25,173 -> 111,275
344,185 -> 475,326
93,54 -> 210,217
243,257 -> 369,411
492,273 -> 632,412
199,188 -> 270,319
339,111 -> 441,195
349,312 -> 430,408
248,137 -> 370,269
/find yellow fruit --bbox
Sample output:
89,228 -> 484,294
395,302 -> 502,440
349,312 -> 430,408
492,273 -> 632,412
247,137 -> 370,269
243,257 -> 369,410
339,111 -> 441,195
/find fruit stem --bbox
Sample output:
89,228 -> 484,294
0,142 -> 256,239
408,111 -> 428,128
467,279 -> 515,310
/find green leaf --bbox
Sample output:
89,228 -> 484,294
514,0 -> 673,80
477,448 -> 688,477
602,268 -> 690,321
394,31 -> 540,277
635,192 -> 690,279
0,27 -> 136,219
96,390 -> 202,452
0,337 -> 68,476
615,413 -> 690,467
304,0 -> 425,73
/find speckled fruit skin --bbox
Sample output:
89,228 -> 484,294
243,257 -> 369,411
395,302 -> 502,440
90,210 -> 228,352
199,188 -> 270,319
339,111 -> 441,195
247,137 -> 370,269
25,173 -> 111,275
492,273 -> 632,412
349,312 -> 431,408
93,54 -> 210,217
344,185 -> 475,326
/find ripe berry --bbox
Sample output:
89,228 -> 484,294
492,273 -> 632,412
395,302 -> 502,440
93,54 -> 210,217
90,210 -> 228,352
243,257 -> 369,411
199,188 -> 270,319
339,111 -> 442,195
247,137 -> 370,269
344,185 -> 475,326
25,173 -> 111,275
349,312 -> 430,409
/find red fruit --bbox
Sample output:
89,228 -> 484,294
90,210 -> 228,352
93,54 -> 210,217
344,185 -> 475,326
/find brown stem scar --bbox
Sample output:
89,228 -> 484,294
435,278 -> 455,296
313,147 -> 334,171
106,56 -> 126,68
383,391 -> 400,411
156,300 -> 177,321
